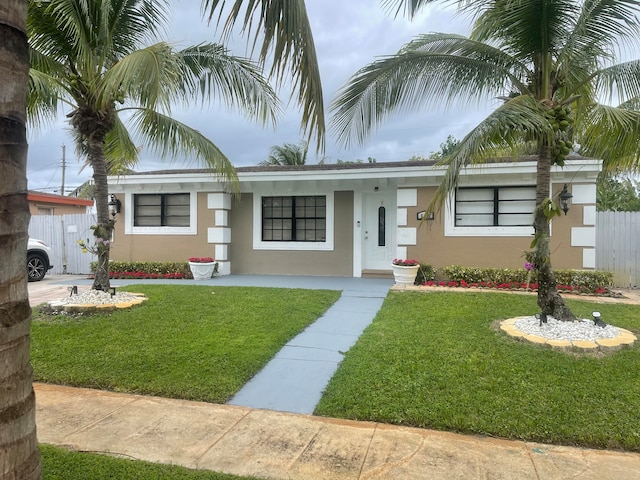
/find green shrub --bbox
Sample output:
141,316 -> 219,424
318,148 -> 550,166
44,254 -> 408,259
415,263 -> 437,285
90,261 -> 219,279
438,265 -> 613,291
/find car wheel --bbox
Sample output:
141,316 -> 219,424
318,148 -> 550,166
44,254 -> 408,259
27,253 -> 47,282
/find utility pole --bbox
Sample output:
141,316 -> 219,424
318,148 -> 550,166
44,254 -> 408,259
61,144 -> 68,273
60,144 -> 66,196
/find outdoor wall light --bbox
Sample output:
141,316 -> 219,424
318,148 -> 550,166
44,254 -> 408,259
559,184 -> 573,215
108,194 -> 121,219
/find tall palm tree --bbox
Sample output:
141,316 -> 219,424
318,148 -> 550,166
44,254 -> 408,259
330,0 -> 640,320
260,141 -> 308,166
1,2 -> 43,479
28,0 -> 280,291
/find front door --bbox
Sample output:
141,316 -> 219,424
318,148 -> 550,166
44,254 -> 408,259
363,192 -> 395,270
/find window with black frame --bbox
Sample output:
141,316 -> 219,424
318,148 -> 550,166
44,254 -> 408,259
262,196 -> 326,242
133,193 -> 190,227
454,186 -> 535,227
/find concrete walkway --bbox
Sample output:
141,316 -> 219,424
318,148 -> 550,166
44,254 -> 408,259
30,274 -> 393,414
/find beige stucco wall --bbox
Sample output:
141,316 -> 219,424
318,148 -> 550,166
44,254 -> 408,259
404,184 -> 585,270
110,192 -> 216,262
29,202 -> 89,215
230,191 -> 354,276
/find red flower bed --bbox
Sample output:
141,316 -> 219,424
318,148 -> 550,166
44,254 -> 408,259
420,280 -> 610,295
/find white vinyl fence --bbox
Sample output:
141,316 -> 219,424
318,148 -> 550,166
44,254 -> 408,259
29,213 -> 97,275
596,211 -> 640,288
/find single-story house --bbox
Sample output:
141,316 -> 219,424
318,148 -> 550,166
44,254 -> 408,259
28,191 -> 94,215
107,157 -> 601,277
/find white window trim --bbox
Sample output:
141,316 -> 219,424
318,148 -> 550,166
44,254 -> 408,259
444,191 -> 534,237
252,191 -> 334,251
124,191 -> 198,235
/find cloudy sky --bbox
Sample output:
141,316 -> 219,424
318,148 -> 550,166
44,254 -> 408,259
27,0 -> 498,194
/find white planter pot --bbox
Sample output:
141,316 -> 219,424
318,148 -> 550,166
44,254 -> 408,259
392,264 -> 420,286
189,262 -> 216,280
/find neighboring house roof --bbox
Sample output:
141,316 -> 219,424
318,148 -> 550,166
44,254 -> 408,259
28,191 -> 94,207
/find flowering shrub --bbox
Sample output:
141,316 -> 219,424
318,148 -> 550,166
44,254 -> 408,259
188,257 -> 214,263
393,259 -> 420,266
109,271 -> 186,279
421,280 -> 612,295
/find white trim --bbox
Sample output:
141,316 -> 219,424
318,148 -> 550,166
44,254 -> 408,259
208,193 -> 231,210
252,191 -> 335,251
208,227 -> 231,244
397,188 -> 417,207
353,192 -> 363,277
397,227 -> 417,245
583,205 -> 596,226
571,227 -> 596,247
583,248 -> 596,268
397,208 -> 408,226
571,184 -> 596,204
215,210 -> 228,227
124,191 -> 198,236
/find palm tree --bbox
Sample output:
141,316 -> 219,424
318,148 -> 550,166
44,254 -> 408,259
260,141 -> 308,166
330,0 -> 640,320
0,3 -> 43,480
28,0 -> 280,291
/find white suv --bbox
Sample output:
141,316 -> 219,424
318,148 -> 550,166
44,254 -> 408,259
27,238 -> 53,282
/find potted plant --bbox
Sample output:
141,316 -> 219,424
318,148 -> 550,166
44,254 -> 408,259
188,257 -> 217,280
391,259 -> 420,286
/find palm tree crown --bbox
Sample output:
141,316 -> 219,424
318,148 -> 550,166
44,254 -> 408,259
331,0 -> 640,319
28,0 -> 281,290
260,141 -> 309,166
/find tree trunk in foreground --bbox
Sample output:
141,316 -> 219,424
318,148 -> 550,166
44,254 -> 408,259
533,154 -> 577,321
0,0 -> 44,478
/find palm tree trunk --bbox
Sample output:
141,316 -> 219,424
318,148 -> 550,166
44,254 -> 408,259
88,136 -> 113,291
534,151 -> 576,321
0,1 -> 43,478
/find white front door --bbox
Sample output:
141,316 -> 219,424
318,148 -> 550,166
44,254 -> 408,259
363,192 -> 396,270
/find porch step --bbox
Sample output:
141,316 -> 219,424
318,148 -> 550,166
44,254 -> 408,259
361,269 -> 394,279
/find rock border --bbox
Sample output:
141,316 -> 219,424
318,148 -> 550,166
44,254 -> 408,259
47,292 -> 148,314
500,317 -> 637,353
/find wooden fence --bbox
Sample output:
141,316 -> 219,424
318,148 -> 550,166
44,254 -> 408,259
29,213 -> 97,275
596,211 -> 639,288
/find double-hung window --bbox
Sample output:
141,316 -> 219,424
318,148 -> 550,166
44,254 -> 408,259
134,193 -> 191,227
262,196 -> 326,242
455,186 -> 535,227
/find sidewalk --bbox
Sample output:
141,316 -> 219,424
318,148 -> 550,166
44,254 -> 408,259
35,383 -> 640,480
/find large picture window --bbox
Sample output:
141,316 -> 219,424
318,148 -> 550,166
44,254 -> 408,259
455,186 -> 535,227
262,196 -> 326,242
134,193 -> 190,227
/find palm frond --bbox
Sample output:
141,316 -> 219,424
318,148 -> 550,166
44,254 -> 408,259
579,103 -> 640,173
128,108 -> 239,191
591,60 -> 640,106
104,115 -> 140,172
201,0 -> 325,151
27,69 -> 67,129
330,33 -> 527,148
428,95 -> 552,213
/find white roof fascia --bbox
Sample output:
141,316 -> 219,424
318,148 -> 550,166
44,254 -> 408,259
107,159 -> 601,187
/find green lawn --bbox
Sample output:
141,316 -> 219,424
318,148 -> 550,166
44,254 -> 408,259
31,285 -> 340,403
315,291 -> 640,451
41,444 -> 260,480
